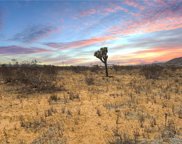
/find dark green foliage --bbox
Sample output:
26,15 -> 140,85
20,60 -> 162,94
94,47 -> 108,62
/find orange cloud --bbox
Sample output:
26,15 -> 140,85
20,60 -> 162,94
134,47 -> 181,55
134,46 -> 182,62
109,46 -> 182,65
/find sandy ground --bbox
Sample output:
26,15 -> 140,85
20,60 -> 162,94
0,68 -> 182,144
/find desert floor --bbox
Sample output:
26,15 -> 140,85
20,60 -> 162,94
0,67 -> 182,144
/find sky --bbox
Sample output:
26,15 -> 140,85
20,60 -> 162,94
0,0 -> 182,66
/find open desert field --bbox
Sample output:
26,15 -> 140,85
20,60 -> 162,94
1,0 -> 182,143
0,65 -> 181,144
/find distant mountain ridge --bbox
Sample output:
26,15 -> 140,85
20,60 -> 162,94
166,57 -> 182,66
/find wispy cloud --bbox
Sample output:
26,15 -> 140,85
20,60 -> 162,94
10,25 -> 59,43
77,2 -> 129,18
108,28 -> 182,65
0,9 -> 3,29
1,1 -> 181,65
42,56 -> 87,65
76,0 -> 145,18
79,8 -> 97,17
62,58 -> 87,65
134,46 -> 181,56
124,0 -> 144,10
112,28 -> 182,50
133,46 -> 182,62
107,1 -> 182,35
46,35 -> 114,50
0,45 -> 49,55
110,46 -> 182,65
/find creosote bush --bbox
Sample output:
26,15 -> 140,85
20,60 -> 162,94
85,77 -> 94,85
48,94 -> 60,104
140,65 -> 164,79
0,64 -> 59,93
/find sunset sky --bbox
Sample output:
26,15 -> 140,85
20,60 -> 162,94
0,0 -> 182,65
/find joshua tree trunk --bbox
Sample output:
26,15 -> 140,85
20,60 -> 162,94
104,61 -> 108,77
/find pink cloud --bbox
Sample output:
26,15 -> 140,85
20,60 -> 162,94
104,4 -> 129,13
45,58 -> 87,66
77,3 -> 129,18
0,45 -> 50,55
124,0 -> 144,10
107,4 -> 182,36
79,9 -> 97,17
63,58 -> 87,65
134,47 -> 182,55
46,35 -> 115,50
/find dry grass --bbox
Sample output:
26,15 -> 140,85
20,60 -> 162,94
0,65 -> 181,144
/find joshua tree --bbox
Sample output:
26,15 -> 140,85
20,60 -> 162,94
94,47 -> 109,77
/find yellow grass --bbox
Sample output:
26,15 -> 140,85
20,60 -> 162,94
0,67 -> 181,144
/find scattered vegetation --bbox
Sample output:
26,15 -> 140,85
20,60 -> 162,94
85,77 -> 95,85
140,64 -> 164,79
0,63 -> 181,143
0,62 -> 60,94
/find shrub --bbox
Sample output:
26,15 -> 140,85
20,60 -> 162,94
140,65 -> 164,79
20,117 -> 46,132
70,66 -> 87,73
85,77 -> 94,85
90,65 -> 100,73
178,108 -> 182,119
0,65 -> 59,93
162,120 -> 176,140
107,133 -> 135,144
31,123 -> 66,144
68,92 -> 80,101
48,94 -> 60,104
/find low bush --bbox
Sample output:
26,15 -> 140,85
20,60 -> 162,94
0,65 -> 59,93
85,77 -> 94,85
140,65 -> 164,79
